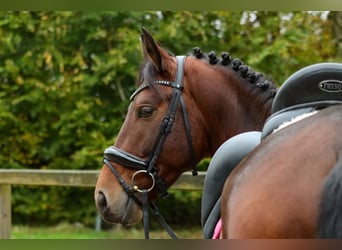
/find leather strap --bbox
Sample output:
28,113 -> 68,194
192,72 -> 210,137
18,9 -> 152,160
142,190 -> 150,239
180,95 -> 197,176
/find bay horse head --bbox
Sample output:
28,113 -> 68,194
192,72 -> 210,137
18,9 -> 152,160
94,28 -> 277,226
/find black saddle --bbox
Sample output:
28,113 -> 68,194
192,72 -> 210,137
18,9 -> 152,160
201,62 -> 342,239
271,62 -> 342,114
263,62 -> 342,138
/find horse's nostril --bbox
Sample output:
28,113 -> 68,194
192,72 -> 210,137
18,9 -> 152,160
97,191 -> 108,210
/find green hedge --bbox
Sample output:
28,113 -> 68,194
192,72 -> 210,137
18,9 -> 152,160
0,11 -> 337,228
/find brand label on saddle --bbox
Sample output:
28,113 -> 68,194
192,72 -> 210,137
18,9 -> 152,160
318,80 -> 342,93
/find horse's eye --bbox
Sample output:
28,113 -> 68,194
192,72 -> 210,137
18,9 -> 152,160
137,106 -> 154,118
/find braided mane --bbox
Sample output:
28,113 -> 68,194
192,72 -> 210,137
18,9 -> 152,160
191,47 -> 277,100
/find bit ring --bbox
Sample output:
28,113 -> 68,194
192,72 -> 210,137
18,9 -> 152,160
131,170 -> 155,193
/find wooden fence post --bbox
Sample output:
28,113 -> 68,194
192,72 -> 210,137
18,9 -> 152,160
0,184 -> 11,239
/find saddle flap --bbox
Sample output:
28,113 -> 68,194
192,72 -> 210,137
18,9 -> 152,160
201,131 -> 261,238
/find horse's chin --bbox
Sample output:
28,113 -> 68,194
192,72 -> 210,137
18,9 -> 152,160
99,197 -> 142,226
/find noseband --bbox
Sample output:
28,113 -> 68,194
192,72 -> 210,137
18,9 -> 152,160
103,56 -> 197,239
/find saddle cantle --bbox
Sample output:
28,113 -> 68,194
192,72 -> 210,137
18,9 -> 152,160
201,62 -> 342,239
263,62 -> 342,138
271,62 -> 342,113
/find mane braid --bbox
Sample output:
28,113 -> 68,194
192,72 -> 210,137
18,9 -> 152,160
191,47 -> 277,100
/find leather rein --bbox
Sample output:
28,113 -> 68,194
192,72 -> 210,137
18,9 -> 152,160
103,55 -> 197,239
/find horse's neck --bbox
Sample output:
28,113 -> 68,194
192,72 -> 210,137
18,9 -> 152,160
190,71 -> 273,156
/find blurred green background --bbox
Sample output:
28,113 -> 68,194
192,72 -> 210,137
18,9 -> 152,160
0,11 -> 340,230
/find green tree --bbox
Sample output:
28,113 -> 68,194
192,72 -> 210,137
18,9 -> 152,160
329,11 -> 342,59
0,11 -> 337,227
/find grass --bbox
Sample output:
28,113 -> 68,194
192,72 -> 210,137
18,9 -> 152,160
11,223 -> 203,239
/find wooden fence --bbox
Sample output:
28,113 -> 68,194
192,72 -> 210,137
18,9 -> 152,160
0,169 -> 205,239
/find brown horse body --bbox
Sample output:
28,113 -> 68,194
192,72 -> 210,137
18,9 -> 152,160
219,62 -> 342,239
221,105 -> 342,238
94,28 -> 276,226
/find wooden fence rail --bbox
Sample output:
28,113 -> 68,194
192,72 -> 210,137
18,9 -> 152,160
0,169 -> 205,239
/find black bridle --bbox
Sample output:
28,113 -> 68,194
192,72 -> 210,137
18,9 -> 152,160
103,55 -> 197,239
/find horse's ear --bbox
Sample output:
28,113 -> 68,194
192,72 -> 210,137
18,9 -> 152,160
140,27 -> 164,73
